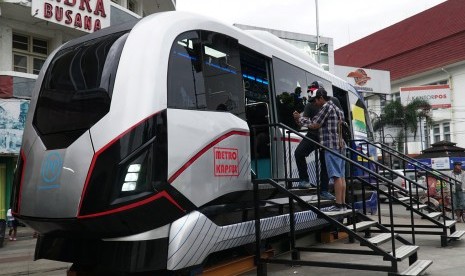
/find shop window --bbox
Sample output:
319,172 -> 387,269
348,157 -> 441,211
443,122 -> 451,142
128,0 -> 139,14
12,33 -> 48,75
392,92 -> 400,102
433,124 -> 440,143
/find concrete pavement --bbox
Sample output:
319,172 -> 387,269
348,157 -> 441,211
0,226 -> 70,276
1,208 -> 465,275
244,208 -> 465,276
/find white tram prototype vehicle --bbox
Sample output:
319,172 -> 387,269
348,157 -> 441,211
12,11 -> 374,273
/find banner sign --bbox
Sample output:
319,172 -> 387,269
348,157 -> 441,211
0,99 -> 30,155
334,65 -> 391,94
400,84 -> 451,109
31,0 -> 111,33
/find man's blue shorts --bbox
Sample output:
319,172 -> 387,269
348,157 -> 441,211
325,150 -> 345,178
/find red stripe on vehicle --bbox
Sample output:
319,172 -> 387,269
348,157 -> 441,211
168,131 -> 250,183
273,137 -> 301,143
77,191 -> 184,219
78,112 -> 162,215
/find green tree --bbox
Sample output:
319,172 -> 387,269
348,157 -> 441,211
373,98 -> 432,154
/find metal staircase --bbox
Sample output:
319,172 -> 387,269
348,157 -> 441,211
354,140 -> 465,246
251,123 -> 433,276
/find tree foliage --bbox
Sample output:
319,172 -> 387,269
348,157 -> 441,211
374,98 -> 432,153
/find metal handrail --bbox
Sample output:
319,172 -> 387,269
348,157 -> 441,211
251,123 -> 406,256
354,139 -> 458,220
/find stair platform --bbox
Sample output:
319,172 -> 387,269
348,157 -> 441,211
396,259 -> 433,276
449,230 -> 465,240
347,221 -> 377,232
389,245 -> 419,261
367,233 -> 398,246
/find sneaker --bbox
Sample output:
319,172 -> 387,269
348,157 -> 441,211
9,237 -> 13,241
13,238 -> 16,241
324,205 -> 343,212
298,180 -> 311,189
320,191 -> 336,200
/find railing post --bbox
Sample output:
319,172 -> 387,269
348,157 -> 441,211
282,126 -> 289,188
448,175 -> 454,222
288,196 -> 299,260
253,179 -> 266,275
287,129 -> 293,187
316,148 -> 321,208
388,183 -> 397,259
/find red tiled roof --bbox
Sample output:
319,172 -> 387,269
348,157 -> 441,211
335,0 -> 465,81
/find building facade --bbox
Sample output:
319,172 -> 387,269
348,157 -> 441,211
0,0 -> 175,220
335,0 -> 465,156
234,23 -> 334,72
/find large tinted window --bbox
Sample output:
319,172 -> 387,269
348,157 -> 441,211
34,32 -> 128,149
168,31 -> 244,118
241,48 -> 270,104
273,58 -> 308,130
167,31 -> 206,110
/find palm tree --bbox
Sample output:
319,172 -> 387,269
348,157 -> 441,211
374,98 -> 432,154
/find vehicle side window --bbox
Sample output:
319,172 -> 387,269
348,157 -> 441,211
202,31 -> 244,117
272,57 -> 307,130
167,31 -> 244,118
168,31 -> 206,110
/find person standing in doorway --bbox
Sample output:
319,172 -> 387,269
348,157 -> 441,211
448,161 -> 465,222
294,81 -> 341,200
294,88 -> 347,211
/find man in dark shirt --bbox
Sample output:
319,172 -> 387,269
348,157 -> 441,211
294,81 -> 342,200
294,88 -> 347,211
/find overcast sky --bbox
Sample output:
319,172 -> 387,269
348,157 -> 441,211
176,0 -> 446,49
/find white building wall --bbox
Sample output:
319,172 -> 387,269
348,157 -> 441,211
0,25 -> 13,71
390,61 -> 465,153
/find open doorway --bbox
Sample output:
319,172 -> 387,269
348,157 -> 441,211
240,47 -> 272,178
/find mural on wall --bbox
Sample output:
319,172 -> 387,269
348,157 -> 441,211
0,99 -> 30,154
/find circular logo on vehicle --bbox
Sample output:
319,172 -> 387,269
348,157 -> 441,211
41,152 -> 63,183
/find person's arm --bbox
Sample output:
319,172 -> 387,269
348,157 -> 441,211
310,102 -> 331,129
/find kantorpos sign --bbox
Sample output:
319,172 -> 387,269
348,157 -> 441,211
400,85 -> 451,109
31,0 -> 111,33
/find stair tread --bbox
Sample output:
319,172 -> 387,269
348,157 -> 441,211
427,212 -> 442,218
367,233 -> 398,245
390,245 -> 419,261
322,209 -> 352,216
445,220 -> 457,228
449,230 -> 465,239
398,259 -> 433,276
266,196 -> 331,205
397,197 -> 411,201
347,221 -> 377,231
407,204 -> 427,210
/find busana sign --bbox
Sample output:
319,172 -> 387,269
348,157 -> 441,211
31,0 -> 111,33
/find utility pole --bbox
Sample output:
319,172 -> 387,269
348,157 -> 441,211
315,0 -> 320,64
